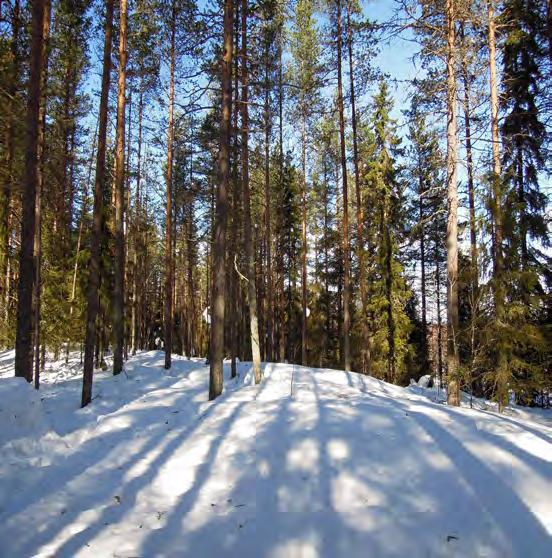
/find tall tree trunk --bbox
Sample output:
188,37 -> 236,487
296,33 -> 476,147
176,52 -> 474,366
229,2 -> 240,377
488,0 -> 507,409
112,0 -> 128,375
278,24 -> 286,362
209,0 -> 234,399
445,0 -> 460,406
263,40 -> 273,362
132,85 -> 144,354
82,0 -> 114,406
1,0 -> 20,339
419,176 -> 428,370
15,0 -> 47,381
336,0 -> 351,371
33,0 -> 51,389
164,1 -> 176,370
347,1 -> 369,373
241,0 -> 262,383
435,245 -> 444,387
300,105 -> 307,366
459,22 -> 478,289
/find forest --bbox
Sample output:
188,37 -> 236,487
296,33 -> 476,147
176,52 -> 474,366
1,1 -> 552,556
0,0 -> 551,407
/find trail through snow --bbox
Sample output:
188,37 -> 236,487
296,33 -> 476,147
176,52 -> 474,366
0,350 -> 551,557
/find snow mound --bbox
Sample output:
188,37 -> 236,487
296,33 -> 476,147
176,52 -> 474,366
0,377 -> 60,466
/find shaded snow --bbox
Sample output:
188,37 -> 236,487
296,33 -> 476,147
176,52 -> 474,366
0,351 -> 551,557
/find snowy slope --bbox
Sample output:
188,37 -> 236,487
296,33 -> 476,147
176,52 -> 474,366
0,351 -> 551,557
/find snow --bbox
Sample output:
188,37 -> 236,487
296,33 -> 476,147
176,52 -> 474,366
0,350 -> 551,557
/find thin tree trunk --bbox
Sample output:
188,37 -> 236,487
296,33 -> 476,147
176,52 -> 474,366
445,0 -> 460,406
263,41 -> 273,362
419,176 -> 428,370
229,2 -> 240,377
347,1 -> 369,373
112,0 -> 128,376
1,0 -> 20,339
132,85 -> 144,354
33,0 -> 51,389
209,0 -> 234,399
278,24 -> 285,362
70,118 -> 98,322
459,22 -> 478,289
336,0 -> 351,371
82,0 -> 114,407
435,245 -> 444,387
488,0 -> 507,409
15,0 -> 47,381
300,106 -> 307,366
241,0 -> 262,383
164,1 -> 176,370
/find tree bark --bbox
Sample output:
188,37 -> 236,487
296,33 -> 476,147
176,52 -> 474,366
1,0 -> 20,339
263,45 -> 273,362
488,0 -> 507,409
445,0 -> 460,406
241,0 -> 262,383
300,105 -> 307,366
164,1 -> 176,370
15,0 -> 47,381
33,0 -> 51,389
132,85 -> 144,354
112,0 -> 128,376
336,0 -> 351,371
347,1 -> 369,373
459,22 -> 478,289
419,176 -> 428,370
82,0 -> 114,406
209,0 -> 234,399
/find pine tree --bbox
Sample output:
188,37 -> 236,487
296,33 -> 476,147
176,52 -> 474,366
209,0 -> 234,400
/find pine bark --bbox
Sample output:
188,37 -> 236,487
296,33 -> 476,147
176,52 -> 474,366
300,105 -> 307,366
112,0 -> 128,375
209,0 -> 234,399
263,44 -> 273,362
336,0 -> 351,371
15,0 -> 47,381
241,0 -> 262,383
82,0 -> 114,407
488,0 -> 507,409
445,0 -> 460,406
459,22 -> 478,288
33,0 -> 51,389
347,2 -> 369,373
164,1 -> 176,370
1,0 -> 20,337
419,176 -> 428,369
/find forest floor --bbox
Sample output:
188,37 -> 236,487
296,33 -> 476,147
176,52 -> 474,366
0,350 -> 551,557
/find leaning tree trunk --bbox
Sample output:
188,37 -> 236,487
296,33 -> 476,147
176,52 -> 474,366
241,0 -> 262,383
209,0 -> 234,400
336,0 -> 351,371
82,0 -> 114,407
15,0 -> 47,381
112,0 -> 128,376
164,1 -> 176,370
445,0 -> 460,406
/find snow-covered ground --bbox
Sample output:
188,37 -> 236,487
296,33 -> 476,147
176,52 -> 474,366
0,350 -> 551,557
